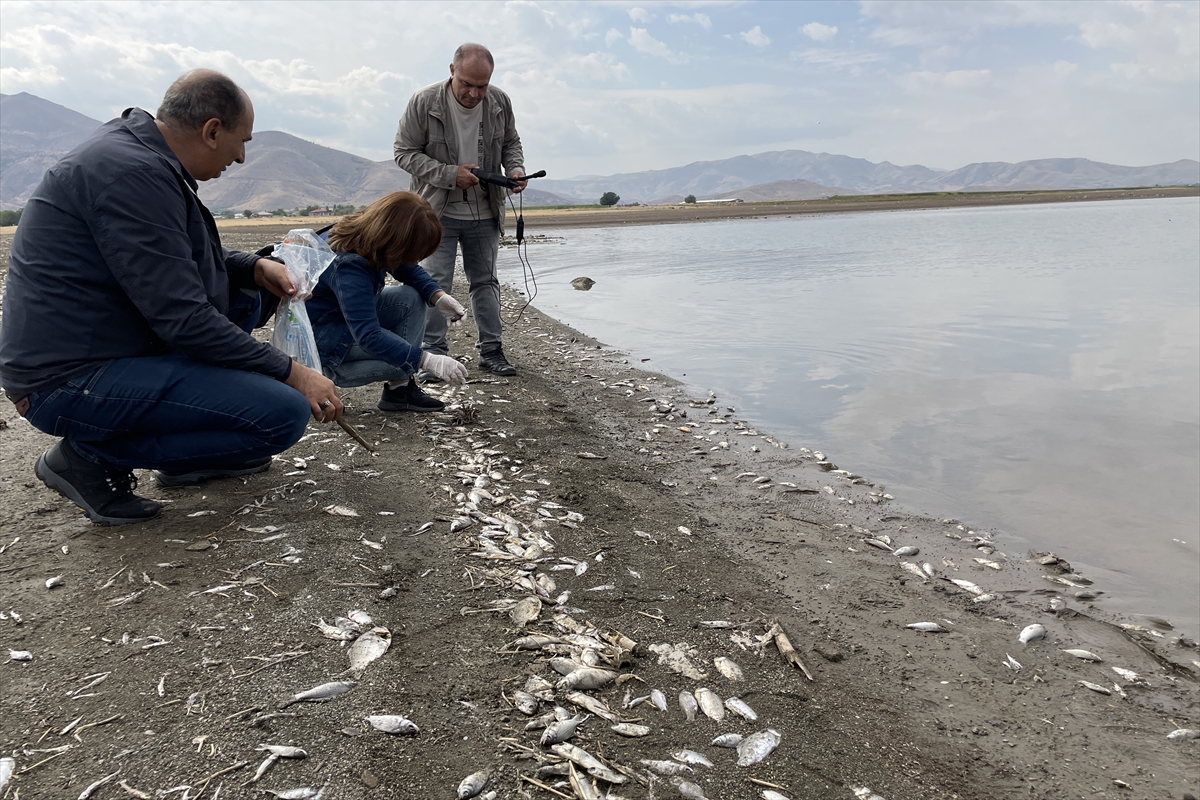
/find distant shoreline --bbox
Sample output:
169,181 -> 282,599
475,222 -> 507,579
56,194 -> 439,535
1,187 -> 1194,236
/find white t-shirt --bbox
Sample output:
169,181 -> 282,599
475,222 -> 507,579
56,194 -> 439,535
443,87 -> 494,220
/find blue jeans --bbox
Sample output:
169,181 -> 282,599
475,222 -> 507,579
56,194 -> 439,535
421,216 -> 502,355
23,290 -> 311,472
322,285 -> 426,388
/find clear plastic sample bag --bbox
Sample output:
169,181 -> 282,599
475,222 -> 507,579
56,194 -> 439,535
268,229 -> 336,371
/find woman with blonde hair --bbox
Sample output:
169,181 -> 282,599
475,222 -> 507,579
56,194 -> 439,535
307,192 -> 469,412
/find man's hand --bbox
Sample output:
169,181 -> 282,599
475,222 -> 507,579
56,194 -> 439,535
433,292 -> 467,328
420,352 -> 469,386
510,168 -> 527,194
456,164 -> 481,189
285,362 -> 343,422
254,258 -> 296,300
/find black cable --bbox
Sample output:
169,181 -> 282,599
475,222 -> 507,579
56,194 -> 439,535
507,189 -> 537,323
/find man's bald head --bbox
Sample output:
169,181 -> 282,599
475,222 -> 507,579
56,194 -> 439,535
156,69 -> 249,133
453,43 -> 494,71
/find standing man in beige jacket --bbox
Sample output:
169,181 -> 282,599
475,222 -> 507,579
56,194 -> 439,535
394,43 -> 526,377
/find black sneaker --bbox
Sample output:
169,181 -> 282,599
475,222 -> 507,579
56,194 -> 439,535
35,440 -> 162,525
478,347 -> 517,376
378,381 -> 445,413
152,456 -> 273,488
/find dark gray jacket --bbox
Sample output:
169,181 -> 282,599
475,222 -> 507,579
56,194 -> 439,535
393,79 -> 524,233
0,108 -> 291,399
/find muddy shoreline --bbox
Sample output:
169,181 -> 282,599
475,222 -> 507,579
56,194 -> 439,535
0,227 -> 1197,799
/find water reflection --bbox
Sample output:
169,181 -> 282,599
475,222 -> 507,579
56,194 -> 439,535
499,198 -> 1200,635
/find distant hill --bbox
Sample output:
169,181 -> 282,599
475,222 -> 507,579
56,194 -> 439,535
3,91 -> 1198,211
1,92 -> 103,209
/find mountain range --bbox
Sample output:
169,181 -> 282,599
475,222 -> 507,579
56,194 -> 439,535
2,91 -> 1197,212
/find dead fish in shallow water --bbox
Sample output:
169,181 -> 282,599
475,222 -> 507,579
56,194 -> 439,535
610,722 -> 651,737
641,759 -> 693,776
863,538 -> 893,552
725,696 -> 758,721
458,770 -> 490,798
1078,680 -> 1111,695
1019,624 -> 1047,644
922,562 -> 935,578
679,690 -> 699,721
737,728 -> 782,766
1062,649 -> 1102,662
1166,728 -> 1200,740
695,687 -> 725,721
949,578 -> 983,595
712,733 -> 743,748
900,562 -> 929,581
713,656 -> 743,681
893,546 -> 919,557
907,622 -> 948,633
672,749 -> 713,767
281,680 -> 356,708
364,714 -> 418,735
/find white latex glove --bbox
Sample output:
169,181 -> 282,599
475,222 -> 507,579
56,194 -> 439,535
435,294 -> 467,328
420,351 -> 469,386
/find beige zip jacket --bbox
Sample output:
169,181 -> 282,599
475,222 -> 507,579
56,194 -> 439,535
393,79 -> 525,234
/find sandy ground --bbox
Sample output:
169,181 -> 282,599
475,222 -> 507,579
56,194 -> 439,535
0,225 -> 1198,800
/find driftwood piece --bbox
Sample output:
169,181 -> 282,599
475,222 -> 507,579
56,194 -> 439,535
336,418 -> 377,452
769,620 -> 814,681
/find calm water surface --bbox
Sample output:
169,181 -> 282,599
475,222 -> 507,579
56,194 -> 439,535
498,198 -> 1200,636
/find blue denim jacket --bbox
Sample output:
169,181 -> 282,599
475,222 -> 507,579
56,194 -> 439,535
307,251 -> 442,375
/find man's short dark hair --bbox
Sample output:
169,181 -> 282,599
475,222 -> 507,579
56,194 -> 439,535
453,43 -> 494,70
156,70 -> 246,131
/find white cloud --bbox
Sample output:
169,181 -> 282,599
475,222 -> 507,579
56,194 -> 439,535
1080,1 -> 1199,83
904,69 -> 993,88
628,7 -> 650,23
792,48 -> 889,70
669,12 -> 712,30
605,27 -> 623,46
739,25 -> 770,49
802,22 -> 837,42
628,27 -> 675,60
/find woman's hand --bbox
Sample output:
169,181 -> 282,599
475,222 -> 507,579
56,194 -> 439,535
434,293 -> 467,328
254,257 -> 297,300
420,352 -> 468,386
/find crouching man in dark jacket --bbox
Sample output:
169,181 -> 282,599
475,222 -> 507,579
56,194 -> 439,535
0,69 -> 344,525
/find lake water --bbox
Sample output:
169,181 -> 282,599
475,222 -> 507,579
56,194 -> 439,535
497,198 -> 1200,637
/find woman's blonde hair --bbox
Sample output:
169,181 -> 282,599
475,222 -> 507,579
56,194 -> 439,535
327,191 -> 443,269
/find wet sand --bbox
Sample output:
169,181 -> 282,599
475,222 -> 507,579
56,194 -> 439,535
0,226 -> 1197,798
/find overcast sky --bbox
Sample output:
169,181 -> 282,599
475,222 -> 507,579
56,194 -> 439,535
2,1 -> 1197,178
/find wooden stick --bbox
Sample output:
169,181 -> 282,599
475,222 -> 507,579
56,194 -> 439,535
772,622 -> 814,681
519,773 -> 573,799
336,418 -> 377,452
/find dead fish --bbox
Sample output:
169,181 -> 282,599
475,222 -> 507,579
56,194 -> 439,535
1111,667 -> 1147,685
893,546 -> 920,557
974,557 -> 1002,570
863,538 -> 893,551
550,742 -> 626,784
672,749 -> 713,767
762,792 -> 791,800
853,789 -> 888,800
1003,654 -> 1022,671
315,617 -> 360,641
1019,624 -> 1047,644
511,689 -> 539,716
677,780 -> 709,800
698,620 -> 737,628
949,578 -> 983,595
524,674 -> 555,700
725,696 -> 758,721
8,650 -> 32,661
679,690 -> 699,721
695,687 -> 725,721
457,770 -> 490,799
252,754 -> 280,784
77,771 -> 119,798
257,744 -> 307,759
650,688 -> 668,711
542,713 -> 589,744
323,504 -> 359,517
281,680 -> 356,708
972,594 -> 996,604
906,622 -> 948,633
640,759 -> 693,777
900,562 -> 929,581
713,656 -> 744,681
510,596 -> 542,628
525,711 -> 556,731
1062,649 -> 1102,662
564,691 -> 619,722
364,714 -> 419,735
45,575 -> 64,589
348,627 -> 391,672
1078,680 -> 1111,695
1166,728 -> 1200,740
712,733 -> 744,748
262,790 -> 323,800
922,562 -> 936,578
1048,597 -> 1066,612
610,722 -> 651,737
509,635 -> 561,651
737,728 -> 782,766
557,667 -> 618,692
